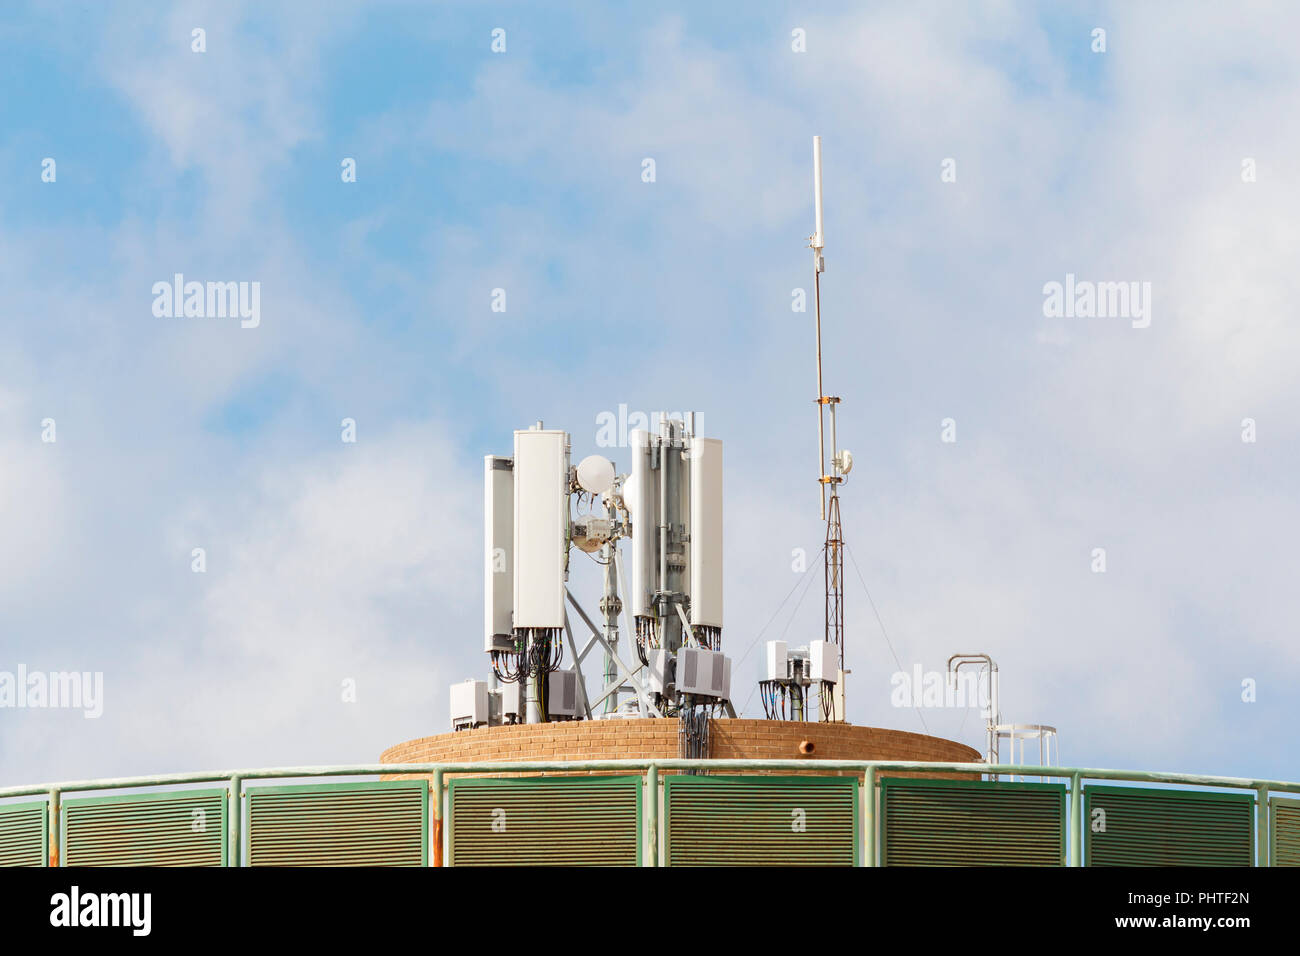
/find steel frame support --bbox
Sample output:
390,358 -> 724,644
561,611 -> 594,720
567,589 -> 663,718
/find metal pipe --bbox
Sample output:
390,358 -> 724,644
1070,773 -> 1081,866
1257,784 -> 1269,867
229,774 -> 241,867
612,549 -> 646,717
863,766 -> 876,867
815,269 -> 825,520
6,761 -> 1300,800
431,768 -> 444,867
1269,791 -> 1277,868
48,789 -> 59,868
658,427 -> 668,612
601,495 -> 619,713
811,135 -> 827,520
947,653 -> 999,764
646,764 -> 658,867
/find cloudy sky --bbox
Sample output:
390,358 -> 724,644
1,1 -> 1297,787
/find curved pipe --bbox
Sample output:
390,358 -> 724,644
946,653 -> 999,764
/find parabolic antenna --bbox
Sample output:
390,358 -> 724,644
576,455 -> 616,495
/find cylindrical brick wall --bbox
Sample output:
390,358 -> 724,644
380,719 -> 979,779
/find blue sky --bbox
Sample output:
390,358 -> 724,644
2,1 -> 1298,786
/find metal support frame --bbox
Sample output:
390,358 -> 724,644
611,550 -> 646,717
997,723 -> 1059,782
561,611 -> 594,720
567,589 -> 663,718
674,603 -> 697,646
12,759 -> 1297,868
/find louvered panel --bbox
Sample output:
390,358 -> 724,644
1085,786 -> 1254,866
1273,798 -> 1300,867
0,801 -> 48,867
664,775 -> 857,866
880,778 -> 1065,866
63,790 -> 227,867
449,776 -> 640,866
246,782 -> 426,866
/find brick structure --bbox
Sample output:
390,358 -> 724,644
380,719 -> 979,779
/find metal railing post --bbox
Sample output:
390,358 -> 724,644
431,768 -> 444,867
863,766 -> 876,866
1070,773 -> 1081,866
48,789 -> 60,868
228,774 -> 241,867
646,764 -> 658,867
1257,784 -> 1269,867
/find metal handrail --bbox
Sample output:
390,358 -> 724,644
6,759 -> 1299,799
5,759 -> 1295,867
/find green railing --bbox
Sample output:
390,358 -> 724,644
1,760 -> 1296,866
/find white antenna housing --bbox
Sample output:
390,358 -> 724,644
576,454 -> 615,495
688,437 -> 723,628
484,455 -> 514,651
627,428 -> 656,619
512,429 -> 568,629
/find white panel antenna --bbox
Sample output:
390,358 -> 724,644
512,428 -> 568,629
627,428 -> 656,619
484,455 -> 514,652
688,437 -> 723,628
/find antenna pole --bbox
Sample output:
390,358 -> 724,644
812,136 -> 827,520
809,136 -> 847,715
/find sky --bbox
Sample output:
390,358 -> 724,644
1,1 -> 1298,788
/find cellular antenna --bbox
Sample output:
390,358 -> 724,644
809,135 -> 850,719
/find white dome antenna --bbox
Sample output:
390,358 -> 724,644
576,454 -> 615,495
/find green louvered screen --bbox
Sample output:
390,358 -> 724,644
880,778 -> 1065,866
1085,786 -> 1254,866
62,789 -> 227,867
1270,798 -> 1300,867
448,775 -> 641,866
245,781 -> 426,866
0,801 -> 48,867
664,775 -> 857,866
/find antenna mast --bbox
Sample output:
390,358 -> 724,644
810,136 -> 848,720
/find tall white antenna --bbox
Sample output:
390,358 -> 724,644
812,135 -> 826,254
809,136 -> 848,718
